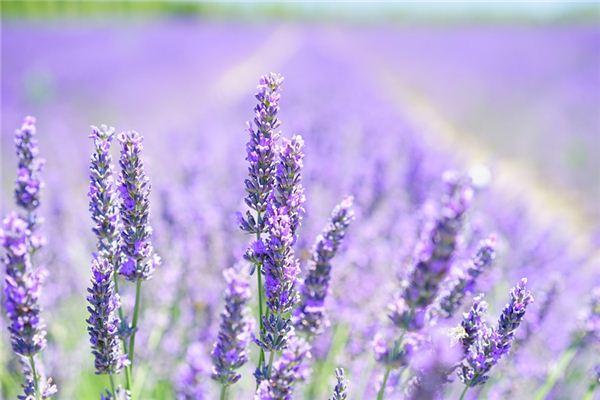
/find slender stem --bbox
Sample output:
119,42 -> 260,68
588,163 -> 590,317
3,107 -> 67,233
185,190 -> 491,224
533,337 -> 582,400
377,368 -> 391,400
109,374 -> 117,398
220,385 -> 228,400
267,351 -> 276,376
582,380 -> 598,400
128,278 -> 143,369
27,355 -> 41,400
255,215 -> 266,378
257,262 -> 265,368
459,385 -> 469,400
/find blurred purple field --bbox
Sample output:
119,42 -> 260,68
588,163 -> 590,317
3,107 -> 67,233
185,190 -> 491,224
1,12 -> 599,400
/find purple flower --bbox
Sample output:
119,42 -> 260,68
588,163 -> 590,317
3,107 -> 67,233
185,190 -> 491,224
117,131 -> 160,281
329,367 -> 348,400
430,237 -> 496,321
458,279 -> 533,387
389,171 -> 474,332
1,213 -> 55,398
239,73 -> 283,235
1,213 -> 47,356
257,207 -> 300,351
460,294 -> 489,353
89,125 -> 120,263
211,267 -> 254,386
294,196 -> 354,336
254,335 -> 311,400
270,135 -> 306,243
86,256 -> 127,375
14,116 -> 45,219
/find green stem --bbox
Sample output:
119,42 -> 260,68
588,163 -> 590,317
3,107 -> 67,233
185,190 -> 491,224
27,355 -> 41,400
109,374 -> 117,398
257,262 -> 265,368
583,380 -> 598,400
255,216 -> 266,383
128,278 -> 143,374
459,385 -> 469,400
219,385 -> 228,400
377,368 -> 391,400
533,337 -> 581,400
267,351 -> 275,376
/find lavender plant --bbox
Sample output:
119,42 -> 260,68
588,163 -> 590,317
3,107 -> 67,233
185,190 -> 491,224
211,267 -> 253,398
239,73 -> 284,373
1,117 -> 55,399
294,196 -> 354,337
14,116 -> 45,235
377,172 -> 474,399
429,236 -> 496,321
458,279 -> 534,399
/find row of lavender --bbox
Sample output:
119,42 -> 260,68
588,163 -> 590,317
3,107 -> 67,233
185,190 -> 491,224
1,72 -> 598,399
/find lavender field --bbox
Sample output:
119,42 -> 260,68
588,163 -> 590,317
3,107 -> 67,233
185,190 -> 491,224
1,4 -> 599,400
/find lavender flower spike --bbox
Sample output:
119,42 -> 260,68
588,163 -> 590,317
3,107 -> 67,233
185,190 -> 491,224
87,256 -> 127,374
271,135 -> 306,242
211,267 -> 254,386
329,368 -> 348,400
89,125 -> 120,262
257,207 -> 300,351
239,73 -> 283,236
493,278 -> 535,358
1,212 -> 55,398
14,116 -> 45,221
458,279 -> 533,389
117,130 -> 160,281
294,196 -> 354,336
255,335 -> 311,400
1,213 -> 47,356
389,172 -> 473,332
430,236 -> 496,320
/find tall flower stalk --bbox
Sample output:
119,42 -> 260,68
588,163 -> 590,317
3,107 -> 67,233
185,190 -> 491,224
458,279 -> 533,399
429,236 -> 496,321
87,125 -> 128,395
14,116 -> 45,237
294,196 -> 354,337
1,117 -> 55,399
239,73 -> 283,374
117,130 -> 160,386
211,267 -> 254,399
378,172 -> 473,399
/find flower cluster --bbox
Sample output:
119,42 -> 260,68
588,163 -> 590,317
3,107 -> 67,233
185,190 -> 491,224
257,208 -> 300,351
86,256 -> 127,374
270,135 -> 306,242
211,267 -> 254,386
329,368 -> 348,400
117,131 -> 160,281
294,196 -> 354,336
14,116 -> 45,219
430,236 -> 496,320
389,172 -> 474,331
239,72 -> 284,235
89,125 -> 120,261
1,213 -> 47,356
255,335 -> 311,400
458,279 -> 534,387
